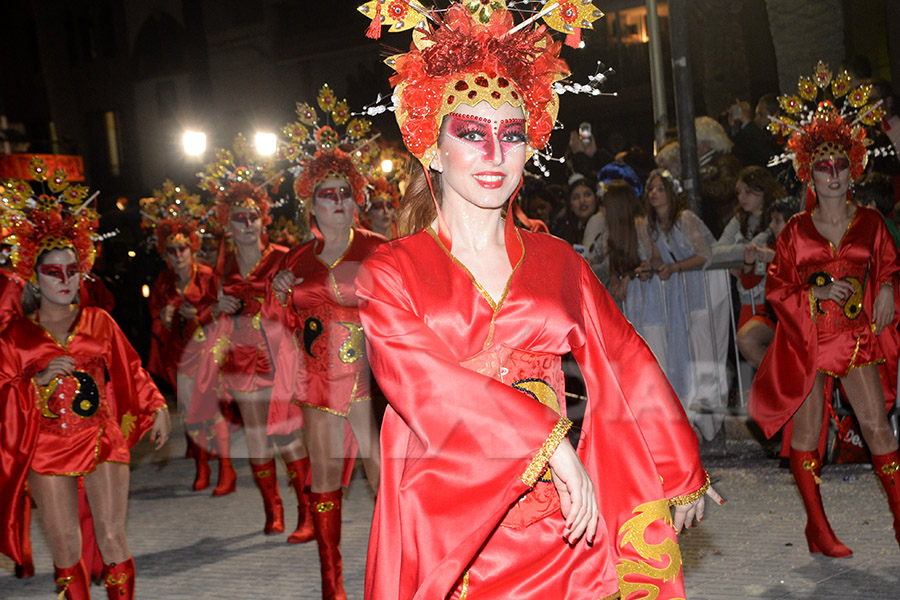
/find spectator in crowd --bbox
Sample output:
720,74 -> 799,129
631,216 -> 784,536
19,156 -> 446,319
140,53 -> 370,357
866,79 -> 900,175
726,94 -> 782,168
655,140 -> 682,180
697,116 -> 743,237
736,196 -> 801,369
645,169 -> 730,450
550,173 -> 600,246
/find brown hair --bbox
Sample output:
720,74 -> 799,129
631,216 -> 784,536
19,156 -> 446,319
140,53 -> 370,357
644,169 -> 687,237
736,166 -> 783,239
397,160 -> 442,236
605,180 -> 642,278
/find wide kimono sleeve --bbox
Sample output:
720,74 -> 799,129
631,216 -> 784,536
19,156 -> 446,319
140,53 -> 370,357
747,219 -> 816,437
0,331 -> 39,565
101,310 -> 167,447
573,257 -> 708,504
357,246 -> 571,599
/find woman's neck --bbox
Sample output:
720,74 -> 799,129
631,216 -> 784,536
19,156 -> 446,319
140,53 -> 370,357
318,222 -> 352,251
439,193 -> 505,253
816,194 -> 851,222
235,239 -> 262,266
38,297 -> 76,321
174,262 -> 192,286
655,204 -> 670,223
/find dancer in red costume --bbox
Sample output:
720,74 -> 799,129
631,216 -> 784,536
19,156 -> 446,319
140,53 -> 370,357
750,61 -> 900,556
363,177 -> 400,240
193,136 -> 309,536
355,4 -> 718,599
0,158 -> 171,599
142,182 -> 232,494
268,86 -> 384,599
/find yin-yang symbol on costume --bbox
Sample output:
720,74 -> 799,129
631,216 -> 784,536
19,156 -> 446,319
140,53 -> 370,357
337,322 -> 365,364
303,317 -> 324,357
70,371 -> 100,417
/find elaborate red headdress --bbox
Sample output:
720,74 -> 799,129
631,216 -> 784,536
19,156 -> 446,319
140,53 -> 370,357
0,156 -> 98,282
140,180 -> 207,255
768,62 -> 883,186
199,133 -> 282,229
369,176 -> 401,211
281,84 -> 372,208
359,2 -> 602,168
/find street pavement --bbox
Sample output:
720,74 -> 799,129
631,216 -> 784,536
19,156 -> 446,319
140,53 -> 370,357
2,422 -> 899,599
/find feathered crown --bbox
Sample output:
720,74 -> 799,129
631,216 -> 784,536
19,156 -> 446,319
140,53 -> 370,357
140,180 -> 207,255
768,61 -> 890,184
0,156 -> 98,282
280,83 -> 373,207
358,1 -> 604,168
198,133 -> 283,228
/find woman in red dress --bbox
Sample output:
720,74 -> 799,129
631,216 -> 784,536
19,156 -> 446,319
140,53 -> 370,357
142,183 -> 232,494
267,87 -> 385,598
0,162 -> 171,599
355,4 -> 718,599
192,142 -> 310,537
750,62 -> 900,556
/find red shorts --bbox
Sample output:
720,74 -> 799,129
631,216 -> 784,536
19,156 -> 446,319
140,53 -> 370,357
222,343 -> 275,392
31,418 -> 130,476
738,303 -> 776,331
817,325 -> 885,377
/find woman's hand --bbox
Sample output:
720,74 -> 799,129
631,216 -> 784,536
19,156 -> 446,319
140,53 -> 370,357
549,439 -> 598,545
756,246 -> 775,264
609,275 -> 629,302
36,356 -> 75,386
811,279 -> 855,304
636,261 -> 653,281
658,262 -> 677,281
873,284 -> 895,335
743,244 -> 759,265
178,302 -> 197,321
160,304 -> 175,328
213,292 -> 240,317
148,407 -> 171,450
673,485 -> 724,533
272,270 -> 303,305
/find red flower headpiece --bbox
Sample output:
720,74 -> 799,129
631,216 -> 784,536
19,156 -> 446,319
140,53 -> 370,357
368,176 -> 400,210
199,133 -> 282,229
768,61 -> 881,184
140,179 -> 207,255
359,2 -> 597,167
0,156 -> 97,282
281,84 -> 373,207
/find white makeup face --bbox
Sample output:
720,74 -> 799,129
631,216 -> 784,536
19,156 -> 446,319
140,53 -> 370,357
366,198 -> 394,231
313,177 -> 355,230
229,206 -> 262,245
432,101 -> 527,210
36,248 -> 80,306
811,155 -> 851,202
164,241 -> 192,272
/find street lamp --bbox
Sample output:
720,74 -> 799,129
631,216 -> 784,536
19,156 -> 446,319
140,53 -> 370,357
380,158 -> 393,175
255,132 -> 277,156
183,131 -> 207,156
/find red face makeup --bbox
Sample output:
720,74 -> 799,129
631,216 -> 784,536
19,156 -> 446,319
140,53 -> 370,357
315,185 -> 353,205
445,113 -> 526,163
165,244 -> 189,257
230,212 -> 260,226
812,156 -> 850,177
38,263 -> 79,283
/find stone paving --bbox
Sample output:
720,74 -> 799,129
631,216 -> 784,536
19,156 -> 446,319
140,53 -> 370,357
2,427 -> 899,599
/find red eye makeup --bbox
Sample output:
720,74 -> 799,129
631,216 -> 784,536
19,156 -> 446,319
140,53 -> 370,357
316,187 -> 353,203
38,263 -> 79,282
812,157 -> 850,176
165,245 -> 189,257
231,212 -> 260,226
446,113 -> 527,162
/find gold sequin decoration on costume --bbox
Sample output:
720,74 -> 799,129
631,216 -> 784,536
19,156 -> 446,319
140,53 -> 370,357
616,499 -> 683,600
337,322 -> 366,364
255,469 -> 272,479
513,378 -> 561,482
803,459 -> 823,484
520,418 -> 571,487
35,379 -> 60,419
105,572 -> 128,591
192,327 -> 207,343
314,501 -> 336,512
211,335 -> 230,366
56,575 -> 74,597
120,411 -> 137,440
668,473 -> 711,506
881,461 -> 900,475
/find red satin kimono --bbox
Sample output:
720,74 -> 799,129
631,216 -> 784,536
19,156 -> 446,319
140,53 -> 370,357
147,262 -> 218,386
0,307 -> 166,565
188,244 -> 287,423
0,269 -> 24,325
749,207 -> 900,453
265,228 -> 385,435
356,226 -> 708,600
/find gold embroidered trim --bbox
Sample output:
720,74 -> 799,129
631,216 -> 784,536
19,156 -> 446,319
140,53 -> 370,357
520,418 -> 572,488
808,287 -> 817,324
254,469 -> 273,479
56,575 -> 73,598
616,499 -> 682,600
458,570 -> 470,600
105,572 -> 128,589
881,279 -> 894,289
312,500 -> 337,512
668,473 -> 710,506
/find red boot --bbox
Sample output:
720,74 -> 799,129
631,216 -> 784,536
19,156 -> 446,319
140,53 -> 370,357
186,426 -> 210,491
15,486 -> 34,578
310,489 -> 347,600
209,418 -> 236,496
790,449 -> 852,557
251,460 -> 284,534
104,557 -> 135,599
54,559 -> 90,599
871,450 -> 900,547
285,457 -> 314,543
